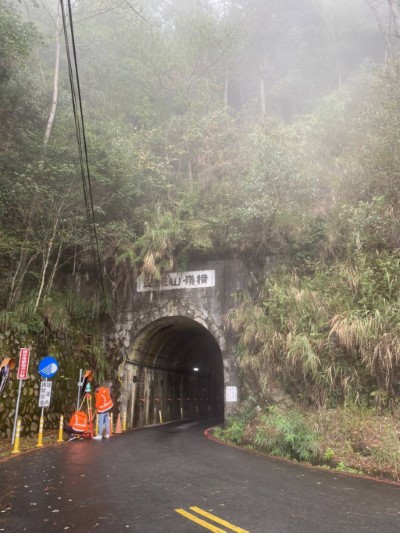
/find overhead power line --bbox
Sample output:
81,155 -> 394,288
59,0 -> 106,304
59,0 -> 132,378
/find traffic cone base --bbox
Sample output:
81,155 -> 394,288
115,414 -> 122,434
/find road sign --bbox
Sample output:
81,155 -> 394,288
38,356 -> 59,378
225,386 -> 238,402
17,348 -> 31,380
39,381 -> 53,407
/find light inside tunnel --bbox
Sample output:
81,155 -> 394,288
122,316 -> 225,429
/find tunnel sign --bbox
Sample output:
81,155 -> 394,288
137,270 -> 215,292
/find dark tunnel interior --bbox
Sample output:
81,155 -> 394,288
122,316 -> 225,428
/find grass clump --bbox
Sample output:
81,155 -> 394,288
214,407 -> 255,445
217,406 -> 319,463
311,405 -> 400,481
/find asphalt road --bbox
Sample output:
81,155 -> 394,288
0,419 -> 399,533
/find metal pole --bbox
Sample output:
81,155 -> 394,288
37,378 -> 47,447
11,419 -> 21,454
37,405 -> 45,448
77,368 -> 83,410
12,380 -> 23,445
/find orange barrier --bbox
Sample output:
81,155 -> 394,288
115,414 -> 122,434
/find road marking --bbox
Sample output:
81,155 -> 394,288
190,507 -> 249,533
175,509 -> 226,532
175,506 -> 249,533
176,422 -> 200,429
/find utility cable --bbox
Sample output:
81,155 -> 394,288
59,0 -> 106,304
60,0 -> 134,382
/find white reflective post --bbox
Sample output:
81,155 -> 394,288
76,368 -> 83,410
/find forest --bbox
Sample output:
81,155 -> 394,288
1,0 -> 400,477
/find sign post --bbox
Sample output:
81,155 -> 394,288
37,357 -> 59,447
12,348 -> 31,444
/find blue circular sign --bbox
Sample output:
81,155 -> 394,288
38,356 -> 59,378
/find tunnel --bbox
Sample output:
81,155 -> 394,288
121,316 -> 225,429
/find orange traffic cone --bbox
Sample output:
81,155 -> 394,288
114,414 -> 122,435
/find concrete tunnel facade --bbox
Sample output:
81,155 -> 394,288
111,259 -> 255,429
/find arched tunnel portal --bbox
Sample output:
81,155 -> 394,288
121,316 -> 225,429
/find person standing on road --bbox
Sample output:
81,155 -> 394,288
93,383 -> 113,440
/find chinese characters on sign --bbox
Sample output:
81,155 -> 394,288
225,386 -> 238,403
39,381 -> 53,407
17,348 -> 30,380
136,270 -> 215,292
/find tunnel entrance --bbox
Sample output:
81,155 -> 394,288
121,316 -> 225,429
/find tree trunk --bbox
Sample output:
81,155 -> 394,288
34,204 -> 62,311
224,69 -> 229,109
260,74 -> 266,118
43,7 -> 61,146
7,220 -> 35,308
45,240 -> 63,296
368,0 -> 394,63
387,0 -> 400,37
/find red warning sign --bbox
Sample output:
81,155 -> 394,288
17,348 -> 30,380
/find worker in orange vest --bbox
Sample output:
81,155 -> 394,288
92,384 -> 113,440
64,410 -> 89,441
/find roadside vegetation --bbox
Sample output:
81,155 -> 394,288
1,0 -> 400,477
214,405 -> 400,482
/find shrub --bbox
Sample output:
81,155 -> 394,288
253,406 -> 320,462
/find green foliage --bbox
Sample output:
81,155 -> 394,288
335,462 -> 362,475
228,236 -> 400,407
216,406 -> 256,445
0,0 -> 40,83
323,447 -> 334,461
371,431 -> 400,480
218,419 -> 247,445
217,406 -> 319,463
0,289 -> 107,377
1,0 -> 400,421
254,407 -> 319,462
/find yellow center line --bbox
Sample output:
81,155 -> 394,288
175,509 -> 227,533
190,506 -> 249,533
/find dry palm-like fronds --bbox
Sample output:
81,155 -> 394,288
265,331 -> 286,356
369,334 -> 400,388
116,209 -> 181,280
142,251 -> 158,276
330,310 -> 400,390
237,352 -> 262,373
289,286 -> 313,304
286,286 -> 326,325
329,312 -> 373,352
286,332 -> 321,378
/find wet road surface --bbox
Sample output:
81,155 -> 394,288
0,419 -> 399,532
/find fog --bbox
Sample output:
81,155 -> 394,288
24,0 -> 396,121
